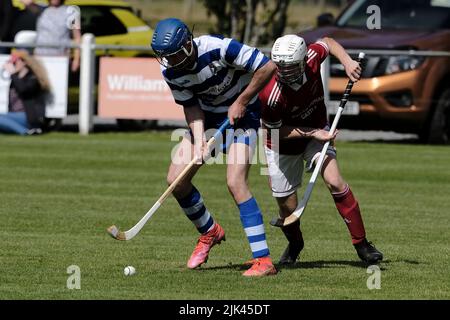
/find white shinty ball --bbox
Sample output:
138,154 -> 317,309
123,266 -> 136,276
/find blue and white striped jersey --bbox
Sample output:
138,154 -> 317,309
161,35 -> 269,113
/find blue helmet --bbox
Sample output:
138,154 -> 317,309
151,18 -> 192,57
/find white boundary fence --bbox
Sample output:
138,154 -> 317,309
1,34 -> 450,135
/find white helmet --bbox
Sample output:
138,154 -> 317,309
14,30 -> 37,45
271,35 -> 307,84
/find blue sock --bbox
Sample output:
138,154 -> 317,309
177,186 -> 215,234
238,197 -> 270,258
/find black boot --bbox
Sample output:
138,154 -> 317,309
279,220 -> 304,265
354,239 -> 383,263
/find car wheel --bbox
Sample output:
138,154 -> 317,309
427,88 -> 450,144
116,119 -> 158,131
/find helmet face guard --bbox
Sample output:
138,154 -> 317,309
155,35 -> 195,71
276,60 -> 305,84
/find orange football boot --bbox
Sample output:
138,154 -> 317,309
187,223 -> 225,269
242,256 -> 277,277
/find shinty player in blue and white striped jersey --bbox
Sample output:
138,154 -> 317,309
151,18 -> 277,277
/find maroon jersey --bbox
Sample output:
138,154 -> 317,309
260,41 -> 329,155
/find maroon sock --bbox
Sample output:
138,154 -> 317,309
332,185 -> 366,244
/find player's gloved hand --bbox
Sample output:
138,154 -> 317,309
344,59 -> 362,82
311,129 -> 338,142
228,100 -> 246,125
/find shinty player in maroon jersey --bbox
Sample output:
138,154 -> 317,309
259,35 -> 383,265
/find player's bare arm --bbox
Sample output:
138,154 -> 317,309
228,61 -> 277,125
321,37 -> 361,82
280,126 -> 338,142
184,105 -> 207,163
263,124 -> 338,142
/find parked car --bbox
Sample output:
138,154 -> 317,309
12,0 -> 156,130
300,0 -> 450,143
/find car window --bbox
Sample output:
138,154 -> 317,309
111,8 -> 149,28
337,0 -> 450,30
80,6 -> 128,37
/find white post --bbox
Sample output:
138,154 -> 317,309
79,33 -> 95,135
321,56 -> 330,119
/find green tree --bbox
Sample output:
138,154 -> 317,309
202,0 -> 291,46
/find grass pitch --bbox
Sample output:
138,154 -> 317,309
0,132 -> 449,299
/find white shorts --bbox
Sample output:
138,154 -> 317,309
265,140 -> 337,198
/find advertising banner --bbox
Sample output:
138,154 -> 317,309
98,57 -> 184,120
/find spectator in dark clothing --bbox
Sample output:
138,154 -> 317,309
0,50 -> 51,135
0,0 -> 14,53
10,0 -> 44,41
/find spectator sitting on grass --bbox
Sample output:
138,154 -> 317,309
0,50 -> 51,135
